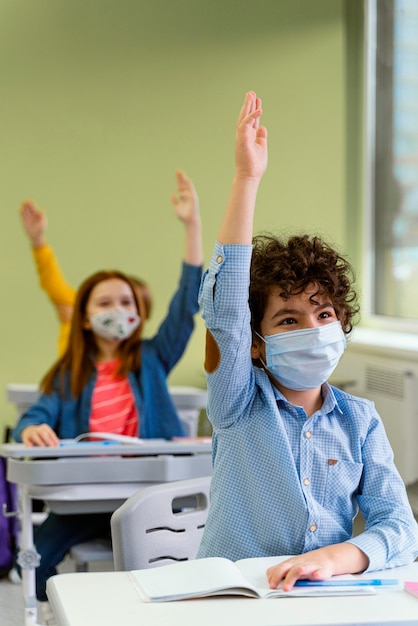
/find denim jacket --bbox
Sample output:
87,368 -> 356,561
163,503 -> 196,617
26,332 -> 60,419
13,262 -> 202,442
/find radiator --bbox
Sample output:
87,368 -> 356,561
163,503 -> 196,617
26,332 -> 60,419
332,329 -> 418,486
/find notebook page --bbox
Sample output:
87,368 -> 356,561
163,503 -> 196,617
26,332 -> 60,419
129,557 -> 259,602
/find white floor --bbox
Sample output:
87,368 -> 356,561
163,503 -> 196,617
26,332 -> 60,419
0,555 -> 114,626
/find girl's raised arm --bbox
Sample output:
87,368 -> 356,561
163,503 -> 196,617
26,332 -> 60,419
171,169 -> 203,267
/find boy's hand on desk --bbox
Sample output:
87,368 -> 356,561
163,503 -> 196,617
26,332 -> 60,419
266,553 -> 334,592
266,544 -> 369,591
21,424 -> 60,447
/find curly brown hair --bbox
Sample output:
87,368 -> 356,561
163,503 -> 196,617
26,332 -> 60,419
249,234 -> 360,335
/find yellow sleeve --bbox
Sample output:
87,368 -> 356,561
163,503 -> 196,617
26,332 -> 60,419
58,322 -> 71,357
32,244 -> 76,306
32,244 -> 76,356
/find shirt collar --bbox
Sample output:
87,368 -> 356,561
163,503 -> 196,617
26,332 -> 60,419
272,381 -> 343,416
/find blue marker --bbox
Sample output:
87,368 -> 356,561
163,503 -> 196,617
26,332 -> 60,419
294,578 -> 399,587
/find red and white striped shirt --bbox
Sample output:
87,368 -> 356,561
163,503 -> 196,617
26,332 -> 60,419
89,359 -> 138,436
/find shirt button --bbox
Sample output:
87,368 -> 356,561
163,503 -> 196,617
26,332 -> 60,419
305,431 -> 312,439
216,255 -> 223,264
309,524 -> 317,533
303,478 -> 310,486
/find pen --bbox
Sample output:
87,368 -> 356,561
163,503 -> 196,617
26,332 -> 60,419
294,578 -> 399,587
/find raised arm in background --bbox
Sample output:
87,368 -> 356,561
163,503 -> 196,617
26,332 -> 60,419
171,169 -> 203,267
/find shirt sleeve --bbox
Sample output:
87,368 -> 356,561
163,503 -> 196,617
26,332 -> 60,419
146,261 -> 202,373
32,244 -> 76,307
346,407 -> 418,570
11,391 -> 62,442
199,242 -> 257,430
57,323 -> 71,357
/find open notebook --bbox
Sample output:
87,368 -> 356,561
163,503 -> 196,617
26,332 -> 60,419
129,556 -> 381,602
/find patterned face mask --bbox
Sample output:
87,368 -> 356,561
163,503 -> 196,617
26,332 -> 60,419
89,308 -> 140,341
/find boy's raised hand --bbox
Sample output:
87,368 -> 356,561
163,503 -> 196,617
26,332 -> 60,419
235,90 -> 268,181
171,169 -> 200,225
217,91 -> 268,245
20,200 -> 47,248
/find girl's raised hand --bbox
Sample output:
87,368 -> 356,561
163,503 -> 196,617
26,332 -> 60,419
170,169 -> 200,225
235,90 -> 268,181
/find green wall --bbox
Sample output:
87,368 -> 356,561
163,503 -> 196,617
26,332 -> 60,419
0,0 -> 363,434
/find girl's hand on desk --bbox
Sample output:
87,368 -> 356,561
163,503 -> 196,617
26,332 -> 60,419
21,424 -> 60,447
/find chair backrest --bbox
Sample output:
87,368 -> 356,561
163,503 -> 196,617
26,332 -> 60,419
110,476 -> 211,571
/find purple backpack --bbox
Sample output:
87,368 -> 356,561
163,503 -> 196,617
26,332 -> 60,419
0,456 -> 18,577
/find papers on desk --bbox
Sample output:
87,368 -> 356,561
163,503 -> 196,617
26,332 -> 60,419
129,556 -> 381,602
73,432 -> 146,445
69,433 -> 212,446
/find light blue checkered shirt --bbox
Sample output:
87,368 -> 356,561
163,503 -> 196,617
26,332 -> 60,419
197,242 -> 418,571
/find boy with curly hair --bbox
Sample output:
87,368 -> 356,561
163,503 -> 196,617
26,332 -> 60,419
197,91 -> 418,590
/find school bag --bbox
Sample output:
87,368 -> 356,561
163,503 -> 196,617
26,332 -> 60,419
0,455 -> 18,577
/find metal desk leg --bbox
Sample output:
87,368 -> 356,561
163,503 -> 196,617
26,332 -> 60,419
16,485 -> 41,625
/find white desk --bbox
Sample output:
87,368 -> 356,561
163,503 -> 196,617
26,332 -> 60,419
0,439 -> 212,625
47,563 -> 418,626
1,440 -> 212,513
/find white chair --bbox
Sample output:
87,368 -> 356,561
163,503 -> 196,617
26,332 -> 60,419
110,476 -> 211,571
69,537 -> 113,572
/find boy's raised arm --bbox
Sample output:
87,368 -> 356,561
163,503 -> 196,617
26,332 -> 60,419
218,91 -> 268,245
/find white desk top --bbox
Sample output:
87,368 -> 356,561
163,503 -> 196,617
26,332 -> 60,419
1,440 -> 212,514
0,438 -> 212,459
47,563 -> 418,626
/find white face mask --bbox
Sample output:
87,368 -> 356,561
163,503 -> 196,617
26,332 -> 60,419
89,308 -> 140,342
257,321 -> 346,391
